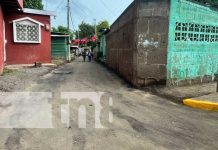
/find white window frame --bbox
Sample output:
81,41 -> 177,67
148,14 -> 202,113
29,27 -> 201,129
11,17 -> 44,44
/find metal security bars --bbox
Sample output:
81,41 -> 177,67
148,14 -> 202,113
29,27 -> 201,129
175,22 -> 218,42
12,17 -> 44,43
15,23 -> 39,42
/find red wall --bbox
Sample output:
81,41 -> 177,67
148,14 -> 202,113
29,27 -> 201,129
5,13 -> 51,64
0,5 -> 4,74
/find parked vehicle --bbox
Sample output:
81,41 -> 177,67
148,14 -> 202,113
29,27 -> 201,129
70,46 -> 80,56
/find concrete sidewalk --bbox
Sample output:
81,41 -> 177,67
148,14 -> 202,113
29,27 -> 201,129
148,82 -> 217,103
184,93 -> 218,111
5,63 -> 57,69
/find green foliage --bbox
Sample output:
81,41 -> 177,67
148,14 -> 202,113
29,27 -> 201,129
53,26 -> 69,33
52,59 -> 65,66
73,20 -> 109,48
77,22 -> 95,39
24,0 -> 43,10
2,68 -> 17,76
87,41 -> 96,48
75,20 -> 109,40
97,20 -> 110,40
52,26 -> 74,39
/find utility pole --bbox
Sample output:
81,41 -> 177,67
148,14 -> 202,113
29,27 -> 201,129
46,0 -> 48,10
78,30 -> 80,47
67,0 -> 70,33
67,0 -> 71,62
94,19 -> 97,39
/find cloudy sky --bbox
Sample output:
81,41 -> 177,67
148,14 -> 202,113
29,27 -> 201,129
42,0 -> 134,31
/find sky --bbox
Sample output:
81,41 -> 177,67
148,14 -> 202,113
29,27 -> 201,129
42,0 -> 134,31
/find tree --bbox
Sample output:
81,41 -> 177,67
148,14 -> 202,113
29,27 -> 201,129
77,22 -> 95,39
52,26 -> 74,39
24,0 -> 43,10
52,25 -> 72,34
96,20 -> 110,40
57,26 -> 69,33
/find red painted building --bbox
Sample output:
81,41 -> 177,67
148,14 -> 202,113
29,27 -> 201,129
0,5 -> 4,74
5,10 -> 54,64
0,0 -> 24,74
0,0 -> 55,74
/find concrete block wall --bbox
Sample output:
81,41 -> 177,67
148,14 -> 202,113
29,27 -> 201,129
136,0 -> 170,86
106,0 -> 170,87
107,0 -> 218,87
106,1 -> 137,84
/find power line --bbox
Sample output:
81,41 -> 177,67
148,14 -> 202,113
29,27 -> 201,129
55,0 -> 64,11
99,0 -> 114,15
67,0 -> 70,32
98,0 -> 131,21
46,0 -> 48,10
72,1 -> 88,16
69,9 -> 75,31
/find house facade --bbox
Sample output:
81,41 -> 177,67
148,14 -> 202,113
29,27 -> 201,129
0,0 -> 55,75
106,0 -> 218,87
167,0 -> 218,86
0,5 -> 4,74
0,0 -> 23,74
5,9 -> 55,64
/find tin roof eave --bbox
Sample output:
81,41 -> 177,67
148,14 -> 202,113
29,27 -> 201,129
23,8 -> 56,16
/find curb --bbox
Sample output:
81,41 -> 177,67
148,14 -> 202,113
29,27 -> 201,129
183,99 -> 218,111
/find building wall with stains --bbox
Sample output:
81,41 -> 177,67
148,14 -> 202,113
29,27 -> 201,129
106,1 -> 137,85
0,5 -> 4,74
107,0 -> 170,87
5,12 -> 51,64
136,0 -> 170,86
167,0 -> 218,86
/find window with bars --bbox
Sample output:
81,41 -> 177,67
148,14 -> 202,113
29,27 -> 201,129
12,17 -> 43,43
174,22 -> 218,42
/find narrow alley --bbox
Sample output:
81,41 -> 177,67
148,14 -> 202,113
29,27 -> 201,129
0,58 -> 217,150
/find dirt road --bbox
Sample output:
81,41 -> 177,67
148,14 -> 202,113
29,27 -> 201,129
0,58 -> 218,150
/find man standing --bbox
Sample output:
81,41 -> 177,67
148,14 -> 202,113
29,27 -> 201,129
88,49 -> 92,62
82,49 -> 86,62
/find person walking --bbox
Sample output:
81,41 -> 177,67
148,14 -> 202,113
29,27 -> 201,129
87,49 -> 92,62
82,49 -> 86,62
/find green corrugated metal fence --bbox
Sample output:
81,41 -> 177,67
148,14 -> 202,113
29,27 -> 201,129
99,35 -> 107,62
51,36 -> 70,61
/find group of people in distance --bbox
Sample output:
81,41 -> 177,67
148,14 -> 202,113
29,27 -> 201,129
82,49 -> 93,62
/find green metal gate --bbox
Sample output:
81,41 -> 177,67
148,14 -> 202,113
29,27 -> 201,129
51,34 -> 70,61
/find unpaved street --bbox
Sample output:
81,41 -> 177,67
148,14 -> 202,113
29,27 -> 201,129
0,58 -> 218,150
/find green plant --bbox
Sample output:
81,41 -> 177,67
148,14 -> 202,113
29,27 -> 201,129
24,0 -> 43,10
2,68 -> 17,76
52,59 -> 65,66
